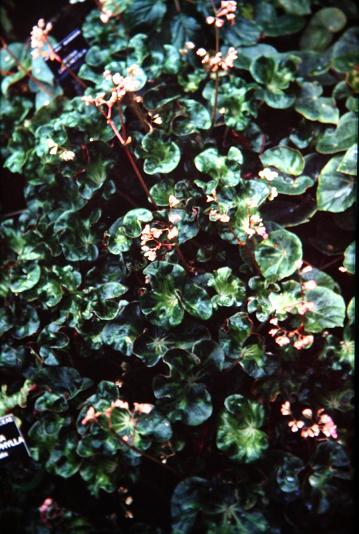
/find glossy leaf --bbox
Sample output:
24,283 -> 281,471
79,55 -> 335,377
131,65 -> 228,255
217,394 -> 268,463
255,228 -> 303,282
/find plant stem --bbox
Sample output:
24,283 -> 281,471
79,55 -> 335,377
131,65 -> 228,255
106,425 -> 180,478
1,209 -> 25,219
106,113 -> 158,208
174,0 -> 181,12
126,93 -> 151,132
49,48 -> 87,90
211,69 -> 220,125
210,1 -> 220,126
175,244 -> 196,273
118,190 -> 139,208
320,256 -> 342,270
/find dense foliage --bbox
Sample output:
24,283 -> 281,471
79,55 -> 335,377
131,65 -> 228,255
0,0 -> 357,532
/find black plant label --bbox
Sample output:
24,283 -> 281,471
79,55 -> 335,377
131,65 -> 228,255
0,414 -> 31,462
46,28 -> 88,93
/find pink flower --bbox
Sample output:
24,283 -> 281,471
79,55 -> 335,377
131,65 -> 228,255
297,301 -> 315,315
113,399 -> 130,410
288,419 -> 305,432
300,265 -> 312,274
301,424 -> 320,438
302,408 -> 313,419
81,406 -> 101,425
303,280 -> 317,290
275,335 -> 290,347
318,412 -> 338,439
281,401 -> 291,416
293,335 -> 314,350
30,19 -> 53,59
167,226 -> 179,240
133,402 -> 153,414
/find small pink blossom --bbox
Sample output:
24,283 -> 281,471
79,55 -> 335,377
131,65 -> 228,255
30,19 -> 54,59
288,419 -> 305,432
258,168 -> 278,181
301,424 -> 320,438
113,399 -> 130,410
133,402 -> 153,414
293,335 -> 314,350
303,280 -> 317,290
206,1 -> 238,27
275,335 -> 290,347
209,209 -> 230,223
167,227 -> 179,240
302,408 -> 313,419
297,301 -> 315,315
301,265 -> 313,274
81,406 -> 101,425
281,401 -> 291,416
168,195 -> 180,207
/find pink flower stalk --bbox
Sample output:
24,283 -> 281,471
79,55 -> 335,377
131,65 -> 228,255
82,66 -> 144,115
196,47 -> 238,73
206,1 -> 238,27
30,19 -> 55,59
318,411 -> 338,439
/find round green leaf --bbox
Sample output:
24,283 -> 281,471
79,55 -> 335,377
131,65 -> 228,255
217,394 -> 268,463
142,133 -> 181,174
337,145 -> 357,175
343,242 -> 355,274
304,287 -> 346,332
172,99 -> 211,135
123,208 -> 153,238
316,112 -> 357,154
295,82 -> 339,124
10,263 -> 41,293
207,267 -> 245,308
255,228 -> 303,282
260,146 -> 305,176
317,156 -> 355,212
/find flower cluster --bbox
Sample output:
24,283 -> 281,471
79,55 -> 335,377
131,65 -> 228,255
81,400 -> 153,426
97,0 -> 121,24
140,224 -> 179,262
39,497 -> 62,527
168,195 -> 181,208
281,402 -> 338,440
209,209 -> 230,223
118,486 -> 135,519
207,191 -> 230,223
268,317 -> 314,349
30,18 -> 54,59
243,214 -> 268,240
46,139 -> 75,161
82,65 -> 143,115
196,47 -> 238,73
206,1 -> 237,27
179,41 -> 196,56
258,168 -> 278,181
